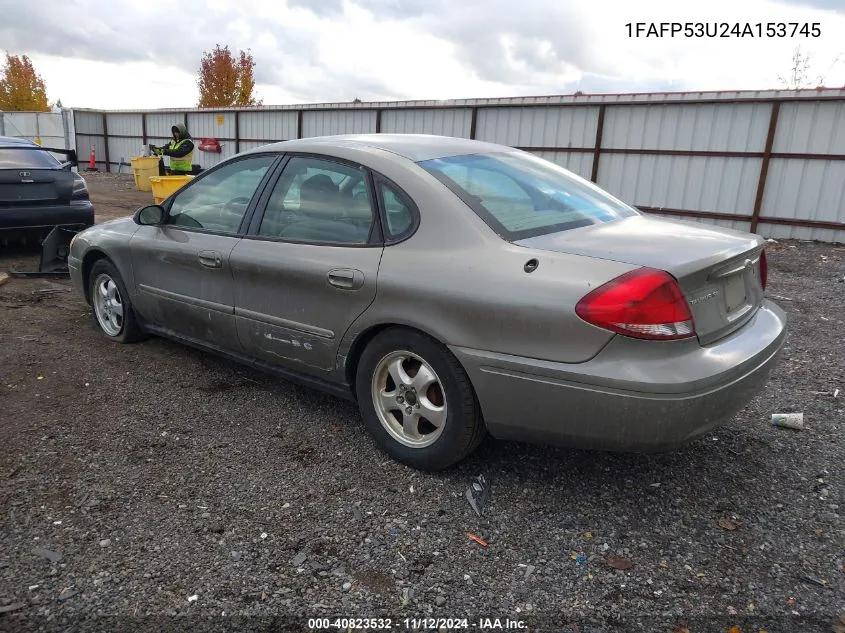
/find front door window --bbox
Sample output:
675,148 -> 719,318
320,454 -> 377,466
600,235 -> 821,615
167,156 -> 276,233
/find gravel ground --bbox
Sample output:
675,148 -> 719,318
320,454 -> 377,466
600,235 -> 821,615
0,174 -> 843,632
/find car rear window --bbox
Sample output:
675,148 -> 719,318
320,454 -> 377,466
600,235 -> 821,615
419,151 -> 639,240
0,148 -> 61,169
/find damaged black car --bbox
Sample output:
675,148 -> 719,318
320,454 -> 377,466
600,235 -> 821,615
0,136 -> 94,247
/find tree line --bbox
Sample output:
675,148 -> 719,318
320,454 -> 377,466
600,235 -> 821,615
1,45 -> 841,112
0,45 -> 261,111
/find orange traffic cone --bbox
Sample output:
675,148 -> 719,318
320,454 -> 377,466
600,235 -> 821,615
87,145 -> 98,172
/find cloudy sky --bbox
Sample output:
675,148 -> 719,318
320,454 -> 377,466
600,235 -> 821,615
2,0 -> 844,109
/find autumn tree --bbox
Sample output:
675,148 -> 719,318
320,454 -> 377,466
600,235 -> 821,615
0,53 -> 50,111
197,44 -> 262,107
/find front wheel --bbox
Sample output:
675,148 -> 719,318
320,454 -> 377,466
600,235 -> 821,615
355,328 -> 485,471
88,259 -> 144,343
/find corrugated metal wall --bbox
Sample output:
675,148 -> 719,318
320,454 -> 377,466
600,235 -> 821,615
74,110 -> 107,171
476,106 -> 599,148
239,110 -> 298,142
103,112 -> 143,172
761,101 -> 845,241
70,89 -> 845,242
301,110 -> 377,137
380,108 -> 472,137
1,111 -> 73,163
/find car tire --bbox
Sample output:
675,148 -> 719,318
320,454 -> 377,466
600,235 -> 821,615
88,259 -> 144,344
356,327 -> 486,471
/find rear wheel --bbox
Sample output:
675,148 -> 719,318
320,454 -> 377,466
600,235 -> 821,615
356,328 -> 485,471
88,259 -> 144,343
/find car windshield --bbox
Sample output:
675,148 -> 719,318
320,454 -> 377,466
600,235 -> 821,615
419,151 -> 639,240
0,148 -> 61,169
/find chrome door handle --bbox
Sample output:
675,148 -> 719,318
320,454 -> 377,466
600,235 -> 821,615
327,268 -> 364,290
198,250 -> 222,269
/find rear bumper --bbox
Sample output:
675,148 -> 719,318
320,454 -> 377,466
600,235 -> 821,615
451,300 -> 787,451
0,201 -> 94,232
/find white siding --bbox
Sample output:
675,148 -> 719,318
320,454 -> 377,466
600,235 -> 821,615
380,109 -> 472,137
104,113 -> 142,138
107,137 -> 142,164
602,103 -> 771,152
773,101 -> 845,154
72,111 -> 103,136
598,154 -> 761,216
1,111 -> 69,152
530,150 -> 594,181
146,113 -> 180,138
760,158 -> 845,243
475,106 -> 599,148
187,112 -> 236,140
301,110 -> 376,137
239,111 -> 298,142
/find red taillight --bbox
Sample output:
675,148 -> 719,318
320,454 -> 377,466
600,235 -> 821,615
759,249 -> 768,290
575,268 -> 695,341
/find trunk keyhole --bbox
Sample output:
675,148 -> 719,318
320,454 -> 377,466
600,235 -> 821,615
524,258 -> 539,273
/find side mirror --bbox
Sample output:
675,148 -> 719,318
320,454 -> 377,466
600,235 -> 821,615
134,204 -> 165,226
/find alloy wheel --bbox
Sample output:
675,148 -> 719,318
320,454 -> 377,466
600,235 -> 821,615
370,350 -> 447,448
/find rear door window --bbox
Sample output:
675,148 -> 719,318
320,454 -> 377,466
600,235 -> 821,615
257,156 -> 375,245
379,181 -> 415,240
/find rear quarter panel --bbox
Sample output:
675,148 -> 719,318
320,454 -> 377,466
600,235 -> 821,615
354,239 -> 637,364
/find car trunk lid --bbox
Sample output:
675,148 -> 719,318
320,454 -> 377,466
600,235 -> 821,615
515,214 -> 767,345
0,168 -> 72,206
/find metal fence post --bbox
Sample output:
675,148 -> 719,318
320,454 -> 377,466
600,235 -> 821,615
750,102 -> 781,234
590,105 -> 606,183
61,110 -> 71,150
102,112 -> 111,172
234,110 -> 240,153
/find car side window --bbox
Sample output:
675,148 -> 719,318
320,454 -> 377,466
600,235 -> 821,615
380,182 -> 414,239
258,156 -> 374,245
167,156 -> 276,234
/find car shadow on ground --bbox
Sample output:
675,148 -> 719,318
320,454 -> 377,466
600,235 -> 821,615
152,328 -> 774,485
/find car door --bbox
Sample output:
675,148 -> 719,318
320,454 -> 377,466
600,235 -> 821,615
229,154 -> 384,373
129,154 -> 279,351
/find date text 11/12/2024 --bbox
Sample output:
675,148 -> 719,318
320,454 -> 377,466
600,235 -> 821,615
307,617 -> 528,630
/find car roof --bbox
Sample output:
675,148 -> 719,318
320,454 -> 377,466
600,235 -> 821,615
256,134 -> 516,162
0,136 -> 39,147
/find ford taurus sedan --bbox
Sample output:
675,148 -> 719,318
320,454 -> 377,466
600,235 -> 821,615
67,134 -> 786,470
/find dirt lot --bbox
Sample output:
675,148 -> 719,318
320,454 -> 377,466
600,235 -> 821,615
1,173 -> 843,632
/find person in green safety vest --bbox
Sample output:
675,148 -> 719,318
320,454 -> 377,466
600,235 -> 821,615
151,123 -> 195,175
